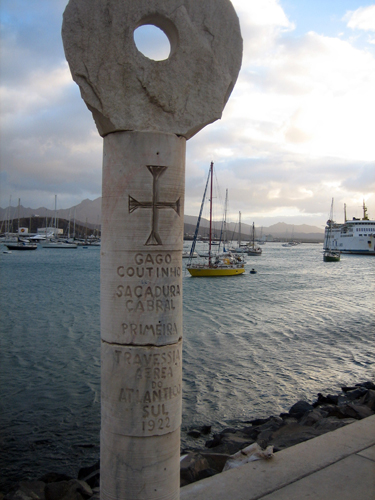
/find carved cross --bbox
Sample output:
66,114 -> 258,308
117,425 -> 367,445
129,165 -> 180,246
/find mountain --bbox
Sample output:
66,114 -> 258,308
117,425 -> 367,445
0,198 -> 102,227
0,199 -> 324,241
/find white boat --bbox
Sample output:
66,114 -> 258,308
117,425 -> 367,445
324,201 -> 375,256
246,223 -> 262,255
233,222 -> 262,255
41,240 -> 78,249
40,195 -> 78,248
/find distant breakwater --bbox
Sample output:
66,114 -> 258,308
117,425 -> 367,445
2,380 -> 374,498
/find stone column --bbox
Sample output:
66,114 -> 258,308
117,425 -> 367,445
62,2 -> 242,499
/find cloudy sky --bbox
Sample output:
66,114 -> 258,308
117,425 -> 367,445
1,0 -> 375,228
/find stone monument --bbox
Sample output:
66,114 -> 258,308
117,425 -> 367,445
62,1 -> 242,499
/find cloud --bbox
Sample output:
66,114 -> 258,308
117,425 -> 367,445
0,0 -> 374,226
345,5 -> 375,32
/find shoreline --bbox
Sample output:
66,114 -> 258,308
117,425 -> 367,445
2,380 -> 374,498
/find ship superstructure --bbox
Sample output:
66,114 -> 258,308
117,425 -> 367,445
324,201 -> 375,255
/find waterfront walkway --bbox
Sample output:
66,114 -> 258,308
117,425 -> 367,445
180,414 -> 375,500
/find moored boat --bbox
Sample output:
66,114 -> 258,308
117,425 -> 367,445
187,162 -> 245,277
324,200 -> 374,256
6,238 -> 38,251
41,240 -> 78,249
323,199 -> 340,262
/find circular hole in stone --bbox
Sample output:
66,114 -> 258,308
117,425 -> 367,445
134,25 -> 171,61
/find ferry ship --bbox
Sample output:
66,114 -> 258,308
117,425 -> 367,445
324,201 -> 375,256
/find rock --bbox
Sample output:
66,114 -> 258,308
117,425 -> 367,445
344,388 -> 368,401
248,417 -> 271,426
205,429 -> 255,455
289,400 -> 314,419
4,481 -> 46,500
300,408 -> 327,427
342,386 -> 359,393
314,417 -> 357,432
45,480 -> 92,500
199,425 -> 212,435
187,430 -> 201,439
62,0 -> 243,139
319,402 -> 374,420
356,381 -> 375,390
77,462 -> 100,489
267,422 -> 322,451
38,475 -> 72,485
359,389 -> 375,411
205,434 -> 222,449
200,453 -> 230,473
180,453 -> 211,487
241,425 -> 261,440
77,463 -> 99,482
344,403 -> 374,420
314,393 -> 339,406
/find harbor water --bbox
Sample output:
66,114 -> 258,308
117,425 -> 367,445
0,242 -> 374,491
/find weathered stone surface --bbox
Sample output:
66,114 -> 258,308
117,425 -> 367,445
100,131 -> 186,346
270,423 -> 323,451
200,453 -> 230,473
345,387 -> 368,401
45,480 -> 92,500
77,462 -> 99,490
300,408 -> 328,427
62,0 -> 242,138
38,475 -> 71,485
4,481 -> 46,500
360,389 -> 375,411
313,416 -> 357,432
206,430 -> 255,455
288,400 -> 314,419
180,453 -> 211,487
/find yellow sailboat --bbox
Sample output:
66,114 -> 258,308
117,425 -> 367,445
187,162 -> 245,277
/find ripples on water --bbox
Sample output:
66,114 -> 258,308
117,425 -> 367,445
0,243 -> 374,490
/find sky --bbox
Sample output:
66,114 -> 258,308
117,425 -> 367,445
1,0 -> 375,228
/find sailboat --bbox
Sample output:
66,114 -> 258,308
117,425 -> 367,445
5,199 -> 37,251
323,198 -> 340,262
41,195 -> 78,248
187,162 -> 245,277
247,222 -> 262,256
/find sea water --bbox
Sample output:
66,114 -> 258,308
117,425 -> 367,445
0,242 -> 374,490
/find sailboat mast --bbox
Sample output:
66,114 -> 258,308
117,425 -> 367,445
224,189 -> 228,252
238,211 -> 241,246
17,198 -> 20,236
209,161 -> 213,267
54,195 -> 57,238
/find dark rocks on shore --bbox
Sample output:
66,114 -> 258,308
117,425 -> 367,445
180,381 -> 375,486
2,381 -> 374,497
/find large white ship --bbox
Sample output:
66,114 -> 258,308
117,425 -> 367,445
324,202 -> 375,256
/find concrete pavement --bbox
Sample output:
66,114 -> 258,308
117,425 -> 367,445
180,414 -> 375,500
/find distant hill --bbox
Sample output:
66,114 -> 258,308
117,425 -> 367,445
0,198 -> 102,228
0,198 -> 324,241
